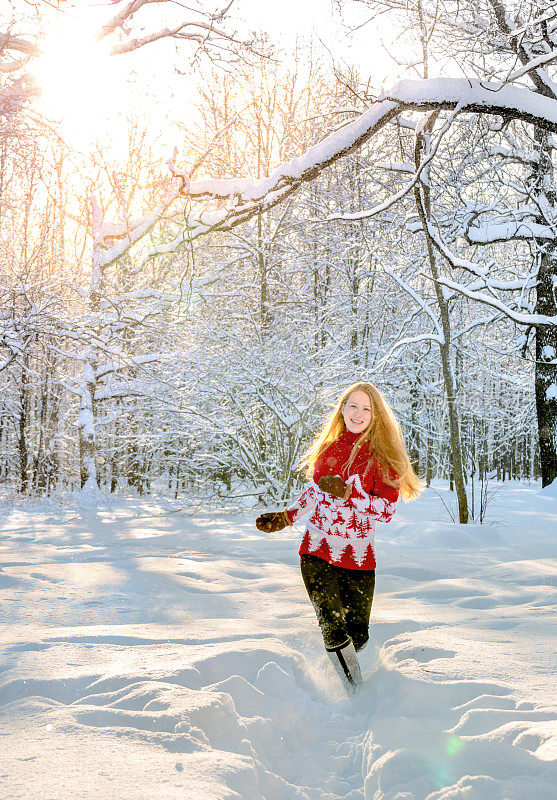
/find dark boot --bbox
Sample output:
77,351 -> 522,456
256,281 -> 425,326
326,637 -> 363,693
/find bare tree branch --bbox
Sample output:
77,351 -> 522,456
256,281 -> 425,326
97,0 -> 266,61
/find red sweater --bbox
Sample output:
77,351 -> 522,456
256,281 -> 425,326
286,429 -> 399,570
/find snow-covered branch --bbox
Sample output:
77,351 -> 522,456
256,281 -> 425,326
429,274 -> 557,326
467,220 -> 556,244
95,353 -> 167,380
145,78 -> 557,258
508,50 -> 557,82
486,144 -> 539,164
98,0 -> 262,60
421,217 -> 540,296
383,266 -> 444,340
187,79 -> 557,205
92,176 -> 186,270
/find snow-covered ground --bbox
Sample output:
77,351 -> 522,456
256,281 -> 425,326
1,482 -> 556,800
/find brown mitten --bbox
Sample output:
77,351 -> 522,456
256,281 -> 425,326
255,510 -> 292,532
318,475 -> 352,500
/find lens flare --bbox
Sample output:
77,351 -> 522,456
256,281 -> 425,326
446,735 -> 466,756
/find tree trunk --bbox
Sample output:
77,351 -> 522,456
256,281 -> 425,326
79,350 -> 98,492
79,231 -> 103,497
532,128 -> 557,487
18,355 -> 30,494
414,119 -> 469,523
534,245 -> 557,486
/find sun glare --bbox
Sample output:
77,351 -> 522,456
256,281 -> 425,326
33,13 -> 129,151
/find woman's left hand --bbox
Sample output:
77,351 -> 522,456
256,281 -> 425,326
318,475 -> 352,500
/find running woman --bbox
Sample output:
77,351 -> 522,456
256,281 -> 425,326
256,382 -> 424,692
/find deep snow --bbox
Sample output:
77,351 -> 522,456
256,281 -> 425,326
0,481 -> 556,800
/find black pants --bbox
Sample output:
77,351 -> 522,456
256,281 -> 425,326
300,554 -> 375,652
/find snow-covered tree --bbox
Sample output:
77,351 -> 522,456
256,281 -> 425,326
0,0 -> 550,505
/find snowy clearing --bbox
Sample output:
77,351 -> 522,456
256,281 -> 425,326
1,482 -> 556,800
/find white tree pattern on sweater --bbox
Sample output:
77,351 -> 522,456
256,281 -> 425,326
287,473 -> 398,571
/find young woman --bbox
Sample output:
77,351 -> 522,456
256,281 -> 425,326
256,382 -> 424,692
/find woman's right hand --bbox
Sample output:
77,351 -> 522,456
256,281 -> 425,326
255,511 -> 291,532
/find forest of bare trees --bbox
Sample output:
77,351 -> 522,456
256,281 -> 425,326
1,0 -> 556,522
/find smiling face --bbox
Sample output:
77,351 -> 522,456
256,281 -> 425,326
341,390 -> 373,435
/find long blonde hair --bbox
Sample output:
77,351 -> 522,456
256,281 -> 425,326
299,382 -> 425,502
